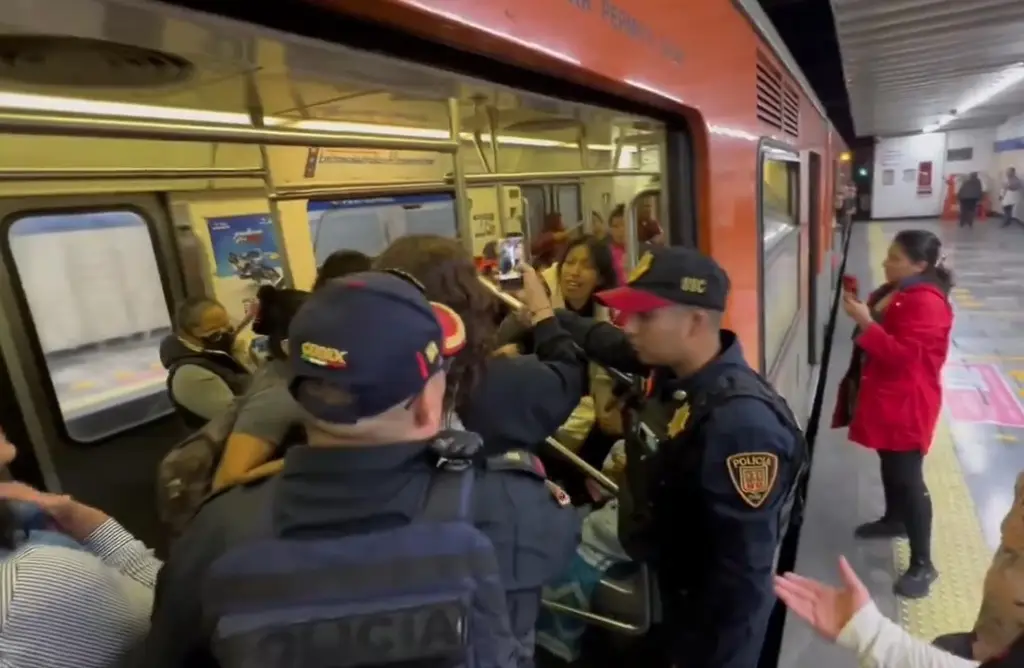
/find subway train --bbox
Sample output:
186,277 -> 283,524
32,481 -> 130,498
0,0 -> 846,607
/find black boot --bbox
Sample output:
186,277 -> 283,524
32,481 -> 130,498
854,517 -> 907,539
894,561 -> 937,599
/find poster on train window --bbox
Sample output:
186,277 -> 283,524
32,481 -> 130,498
206,214 -> 284,322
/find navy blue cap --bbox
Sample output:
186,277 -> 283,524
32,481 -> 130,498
597,246 -> 730,314
287,271 -> 466,424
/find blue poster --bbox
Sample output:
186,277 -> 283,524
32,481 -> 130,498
206,214 -> 283,320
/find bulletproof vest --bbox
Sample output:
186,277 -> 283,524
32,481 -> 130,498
166,352 -> 251,429
621,367 -> 809,597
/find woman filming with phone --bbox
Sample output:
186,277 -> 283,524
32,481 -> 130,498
833,229 -> 954,600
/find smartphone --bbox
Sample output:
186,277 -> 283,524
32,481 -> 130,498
842,274 -> 859,295
495,233 -> 526,289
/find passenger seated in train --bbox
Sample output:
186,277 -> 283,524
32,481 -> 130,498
211,285 -> 309,491
138,273 -> 582,668
374,234 -> 587,454
775,556 -> 1021,667
0,430 -> 161,668
311,248 -> 373,290
160,297 -> 251,427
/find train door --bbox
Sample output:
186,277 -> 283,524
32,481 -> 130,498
0,193 -> 186,551
807,151 -> 822,365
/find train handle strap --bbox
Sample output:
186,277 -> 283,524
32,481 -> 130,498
803,216 -> 855,452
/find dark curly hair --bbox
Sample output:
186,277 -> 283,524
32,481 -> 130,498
313,250 -> 373,291
373,235 -> 498,412
252,286 -> 309,359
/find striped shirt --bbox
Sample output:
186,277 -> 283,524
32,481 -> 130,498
0,519 -> 162,668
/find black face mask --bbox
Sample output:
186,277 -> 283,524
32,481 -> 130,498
201,330 -> 235,352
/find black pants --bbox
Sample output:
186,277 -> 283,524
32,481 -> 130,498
879,450 -> 933,566
959,199 -> 978,227
933,631 -> 975,659
1003,204 -> 1018,227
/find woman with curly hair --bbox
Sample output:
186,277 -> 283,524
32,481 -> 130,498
374,235 -> 587,454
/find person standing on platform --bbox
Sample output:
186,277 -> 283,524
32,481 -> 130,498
958,172 -> 983,228
1000,167 -> 1022,228
833,229 -> 954,599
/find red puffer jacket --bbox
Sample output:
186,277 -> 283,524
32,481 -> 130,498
833,282 -> 953,453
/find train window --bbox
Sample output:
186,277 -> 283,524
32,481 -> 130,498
307,193 -> 457,262
8,210 -> 173,443
520,186 -> 547,240
761,149 -> 801,376
554,185 -> 582,227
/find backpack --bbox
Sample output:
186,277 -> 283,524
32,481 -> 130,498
156,398 -> 244,538
200,459 -> 519,668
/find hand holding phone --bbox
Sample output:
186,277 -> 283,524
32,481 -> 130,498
496,234 -> 526,290
841,274 -> 859,296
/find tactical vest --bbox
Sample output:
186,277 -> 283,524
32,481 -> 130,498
166,353 -> 251,428
619,367 -> 809,600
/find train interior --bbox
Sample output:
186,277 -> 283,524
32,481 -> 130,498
0,0 -> 822,649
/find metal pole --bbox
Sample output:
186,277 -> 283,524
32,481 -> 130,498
272,180 -> 453,201
545,437 -> 620,494
448,98 -> 472,251
486,106 -> 507,236
0,109 -> 460,152
462,169 -> 658,186
0,167 -> 266,181
246,82 -> 294,289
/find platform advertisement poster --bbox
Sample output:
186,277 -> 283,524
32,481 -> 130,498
206,214 -> 284,322
917,161 -> 934,195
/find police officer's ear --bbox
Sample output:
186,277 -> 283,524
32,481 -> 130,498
410,372 -> 448,429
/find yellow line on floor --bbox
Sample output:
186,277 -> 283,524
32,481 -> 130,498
867,223 -> 990,638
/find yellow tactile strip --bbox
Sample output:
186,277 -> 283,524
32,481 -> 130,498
867,223 -> 990,639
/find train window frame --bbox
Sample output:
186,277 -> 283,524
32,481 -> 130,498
756,139 -> 802,378
0,201 -> 178,445
666,126 -> 697,248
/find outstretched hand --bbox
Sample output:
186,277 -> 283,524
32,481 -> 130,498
0,481 -> 109,542
773,556 -> 872,641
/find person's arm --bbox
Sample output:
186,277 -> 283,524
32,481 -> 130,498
170,365 -> 236,421
838,604 -> 979,668
82,519 -> 162,589
555,309 -> 647,375
856,292 -> 950,367
689,405 -> 795,668
213,382 -> 299,491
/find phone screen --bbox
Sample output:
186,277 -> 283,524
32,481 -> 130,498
496,234 -> 526,287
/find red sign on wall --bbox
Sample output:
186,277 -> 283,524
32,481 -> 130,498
917,161 -> 934,195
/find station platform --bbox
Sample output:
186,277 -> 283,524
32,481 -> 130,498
780,218 -> 1016,666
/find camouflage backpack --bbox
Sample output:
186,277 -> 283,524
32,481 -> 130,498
156,398 -> 244,537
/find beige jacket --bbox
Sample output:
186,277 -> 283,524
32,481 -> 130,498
542,264 -> 621,451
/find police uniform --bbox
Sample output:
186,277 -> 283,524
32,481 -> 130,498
555,247 -> 808,668
139,273 -> 582,668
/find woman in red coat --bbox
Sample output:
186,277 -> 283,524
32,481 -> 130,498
833,229 -> 953,600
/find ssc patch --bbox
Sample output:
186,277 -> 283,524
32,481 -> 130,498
725,452 -> 779,509
667,403 -> 690,437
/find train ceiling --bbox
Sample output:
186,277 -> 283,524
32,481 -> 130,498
0,0 -> 654,146
834,0 -> 1024,136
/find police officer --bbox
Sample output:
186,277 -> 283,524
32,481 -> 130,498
139,272 -> 582,668
553,246 -> 807,668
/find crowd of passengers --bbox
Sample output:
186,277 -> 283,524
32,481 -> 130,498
0,205 -> 1019,668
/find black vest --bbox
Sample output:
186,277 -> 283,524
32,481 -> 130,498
166,352 -> 251,429
619,367 -> 809,603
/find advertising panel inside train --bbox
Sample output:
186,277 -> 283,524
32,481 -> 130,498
306,193 -> 457,263
206,214 -> 284,321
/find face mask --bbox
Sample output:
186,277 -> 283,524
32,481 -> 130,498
202,330 -> 235,352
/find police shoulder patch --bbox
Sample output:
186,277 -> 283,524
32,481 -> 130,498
725,452 -> 779,509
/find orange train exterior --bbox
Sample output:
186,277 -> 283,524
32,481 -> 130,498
323,0 -> 848,370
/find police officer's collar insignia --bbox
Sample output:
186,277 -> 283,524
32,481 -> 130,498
726,452 -> 779,508
668,402 -> 690,437
628,251 -> 654,284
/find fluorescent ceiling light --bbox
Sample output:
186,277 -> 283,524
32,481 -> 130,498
923,63 -> 1024,133
0,91 -> 637,153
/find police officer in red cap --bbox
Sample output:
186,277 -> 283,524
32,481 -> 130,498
552,246 -> 808,668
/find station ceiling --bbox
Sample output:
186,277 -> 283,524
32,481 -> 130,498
833,0 -> 1024,137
